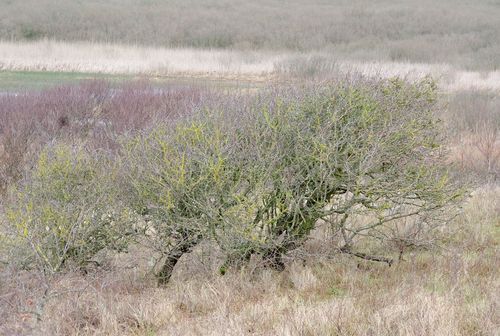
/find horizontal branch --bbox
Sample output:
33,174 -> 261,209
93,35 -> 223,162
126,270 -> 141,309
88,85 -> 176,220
339,246 -> 393,266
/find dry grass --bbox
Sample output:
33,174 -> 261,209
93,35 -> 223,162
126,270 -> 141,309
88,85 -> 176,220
0,40 -> 282,79
2,40 -> 500,92
1,185 -> 498,336
445,89 -> 500,181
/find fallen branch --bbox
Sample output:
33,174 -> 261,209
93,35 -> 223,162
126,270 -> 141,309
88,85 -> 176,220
339,246 -> 394,266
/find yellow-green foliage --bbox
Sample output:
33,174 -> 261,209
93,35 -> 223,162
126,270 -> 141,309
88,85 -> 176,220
219,79 -> 459,261
123,78 -> 463,275
0,78 -> 462,279
4,144 -> 130,273
122,115 -> 245,257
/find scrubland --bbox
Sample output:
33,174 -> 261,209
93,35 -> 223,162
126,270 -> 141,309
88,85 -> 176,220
0,1 -> 499,335
0,77 -> 498,336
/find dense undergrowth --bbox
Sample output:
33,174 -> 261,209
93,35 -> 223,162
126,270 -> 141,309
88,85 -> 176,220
1,77 -> 462,278
0,78 -> 497,335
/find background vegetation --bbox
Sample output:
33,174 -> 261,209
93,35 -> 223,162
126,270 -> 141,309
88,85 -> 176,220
0,0 -> 499,70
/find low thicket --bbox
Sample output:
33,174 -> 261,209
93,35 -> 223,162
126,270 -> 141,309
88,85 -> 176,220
3,145 -> 131,274
0,81 -> 207,194
122,118 -> 240,283
1,78 -> 464,286
214,78 -> 462,271
446,90 -> 500,180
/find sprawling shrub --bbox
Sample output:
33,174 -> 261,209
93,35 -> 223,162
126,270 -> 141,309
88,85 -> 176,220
1,76 -> 463,283
216,78 -> 463,269
123,77 -> 463,281
122,112 -> 249,283
2,145 -> 131,274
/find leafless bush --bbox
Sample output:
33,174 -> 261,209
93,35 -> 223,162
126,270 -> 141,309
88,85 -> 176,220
445,90 -> 500,180
0,80 -> 208,194
446,90 -> 500,134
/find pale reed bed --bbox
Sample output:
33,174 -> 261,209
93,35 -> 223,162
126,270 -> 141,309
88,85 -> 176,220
1,40 -> 500,91
0,40 -> 283,77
